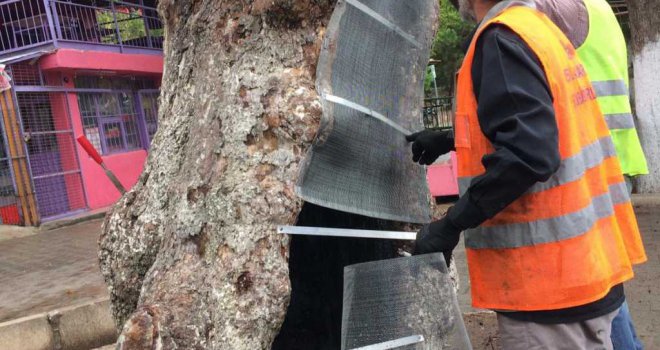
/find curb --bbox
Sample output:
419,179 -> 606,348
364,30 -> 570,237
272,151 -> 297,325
39,210 -> 108,232
0,298 -> 117,350
632,194 -> 660,211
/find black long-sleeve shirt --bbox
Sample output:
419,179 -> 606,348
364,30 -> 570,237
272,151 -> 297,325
448,24 -> 623,323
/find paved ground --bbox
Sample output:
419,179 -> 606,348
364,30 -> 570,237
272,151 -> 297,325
0,219 -> 107,322
0,225 -> 38,242
625,196 -> 660,349
0,197 -> 657,348
455,194 -> 660,349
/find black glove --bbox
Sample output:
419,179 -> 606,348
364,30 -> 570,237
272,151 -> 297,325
414,217 -> 462,266
405,129 -> 455,165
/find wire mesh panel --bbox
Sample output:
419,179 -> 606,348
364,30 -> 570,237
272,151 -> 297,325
296,0 -> 438,223
16,91 -> 86,219
342,254 -> 472,350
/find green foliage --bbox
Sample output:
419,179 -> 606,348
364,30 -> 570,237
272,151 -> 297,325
428,0 -> 474,95
96,8 -> 161,45
424,67 -> 435,93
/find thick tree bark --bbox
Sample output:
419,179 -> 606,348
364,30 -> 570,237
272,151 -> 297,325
99,1 -> 335,348
628,0 -> 660,192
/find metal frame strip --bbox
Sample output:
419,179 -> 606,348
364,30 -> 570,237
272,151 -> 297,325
348,335 -> 425,350
323,93 -> 411,135
278,225 -> 416,240
344,0 -> 422,49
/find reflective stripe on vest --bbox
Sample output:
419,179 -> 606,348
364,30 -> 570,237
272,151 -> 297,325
590,79 -> 636,129
458,136 -> 617,196
592,79 -> 628,97
454,5 -> 646,311
576,0 -> 648,175
464,181 -> 629,249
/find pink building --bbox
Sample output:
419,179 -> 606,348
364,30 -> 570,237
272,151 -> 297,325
0,0 -> 162,225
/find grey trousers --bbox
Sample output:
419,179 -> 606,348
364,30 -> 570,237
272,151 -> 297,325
498,307 -> 620,350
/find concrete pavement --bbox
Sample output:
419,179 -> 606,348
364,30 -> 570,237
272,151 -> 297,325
0,219 -> 108,322
0,219 -> 117,350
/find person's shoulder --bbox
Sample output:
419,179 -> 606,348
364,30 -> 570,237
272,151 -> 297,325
477,24 -> 525,48
533,0 -> 588,48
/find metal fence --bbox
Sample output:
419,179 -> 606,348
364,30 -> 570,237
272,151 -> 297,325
0,88 -> 39,225
0,0 -> 53,53
0,126 -> 20,224
51,0 -> 163,49
0,0 -> 163,54
16,91 -> 86,219
609,0 -> 627,16
422,97 -> 453,130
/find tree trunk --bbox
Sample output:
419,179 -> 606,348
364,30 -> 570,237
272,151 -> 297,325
99,1 -> 335,348
628,0 -> 660,192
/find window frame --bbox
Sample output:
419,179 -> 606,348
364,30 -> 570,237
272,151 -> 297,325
79,90 -> 145,156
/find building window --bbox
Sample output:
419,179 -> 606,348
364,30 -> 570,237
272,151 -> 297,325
75,76 -> 158,155
78,92 -> 143,154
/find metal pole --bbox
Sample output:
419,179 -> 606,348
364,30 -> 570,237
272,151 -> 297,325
110,0 -> 123,52
139,0 -> 152,48
134,90 -> 151,149
43,0 -> 59,45
431,65 -> 439,99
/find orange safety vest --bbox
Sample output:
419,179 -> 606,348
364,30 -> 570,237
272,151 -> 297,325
454,6 -> 647,311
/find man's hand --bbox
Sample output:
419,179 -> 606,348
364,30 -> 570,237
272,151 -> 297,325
414,217 -> 462,266
405,129 -> 455,165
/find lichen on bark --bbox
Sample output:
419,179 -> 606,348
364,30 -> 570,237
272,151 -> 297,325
100,1 -> 335,348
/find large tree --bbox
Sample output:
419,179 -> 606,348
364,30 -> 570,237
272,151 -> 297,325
100,1 -> 335,348
628,0 -> 660,192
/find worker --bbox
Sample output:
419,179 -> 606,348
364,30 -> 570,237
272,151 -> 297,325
535,1 -> 646,349
406,0 -> 647,348
410,0 -> 648,348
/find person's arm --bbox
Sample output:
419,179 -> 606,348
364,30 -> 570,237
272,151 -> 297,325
447,24 -> 560,230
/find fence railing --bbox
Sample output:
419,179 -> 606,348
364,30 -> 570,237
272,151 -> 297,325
0,0 -> 53,53
0,0 -> 163,54
422,97 -> 453,130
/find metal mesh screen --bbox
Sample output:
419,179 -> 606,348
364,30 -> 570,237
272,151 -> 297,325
296,0 -> 437,223
342,254 -> 472,350
77,91 -> 142,155
17,91 -> 86,219
7,63 -> 42,86
0,126 -> 19,224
